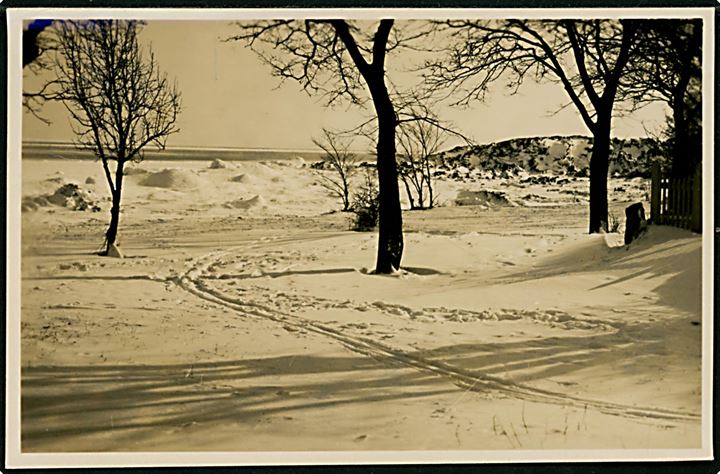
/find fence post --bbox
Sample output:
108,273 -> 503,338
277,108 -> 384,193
650,161 -> 661,224
691,164 -> 702,233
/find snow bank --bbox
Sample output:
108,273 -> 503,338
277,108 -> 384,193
23,183 -> 101,212
455,189 -> 516,207
209,159 -> 229,169
230,174 -> 250,183
223,195 -> 267,210
139,168 -> 202,190
124,166 -> 149,176
21,196 -> 51,212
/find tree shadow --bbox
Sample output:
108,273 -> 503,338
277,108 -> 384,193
589,240 -> 700,314
410,314 -> 699,389
402,266 -> 444,276
24,250 -> 100,257
498,233 -> 700,315
25,275 -> 160,282
501,235 -> 694,285
22,312 -> 700,452
206,268 -> 358,280
21,352 -> 454,451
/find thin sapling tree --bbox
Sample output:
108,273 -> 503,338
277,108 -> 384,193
312,128 -> 359,212
47,20 -> 181,255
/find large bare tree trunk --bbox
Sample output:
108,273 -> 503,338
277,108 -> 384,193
671,75 -> 692,178
588,115 -> 611,233
326,19 -> 403,273
369,77 -> 403,273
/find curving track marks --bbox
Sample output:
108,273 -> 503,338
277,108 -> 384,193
173,241 -> 701,425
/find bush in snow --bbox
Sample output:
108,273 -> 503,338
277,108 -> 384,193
47,183 -> 101,212
349,169 -> 380,232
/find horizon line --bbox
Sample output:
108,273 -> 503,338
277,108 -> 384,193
22,133 -> 658,155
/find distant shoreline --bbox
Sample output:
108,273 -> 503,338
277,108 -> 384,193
21,141 -> 378,161
22,140 -> 330,154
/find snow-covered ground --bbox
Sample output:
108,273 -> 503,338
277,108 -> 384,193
18,158 -> 702,454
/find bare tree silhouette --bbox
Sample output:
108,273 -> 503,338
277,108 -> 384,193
622,19 -> 702,178
426,19 -> 640,233
396,108 -> 446,210
312,128 -> 359,212
45,20 -> 181,255
229,20 -> 431,273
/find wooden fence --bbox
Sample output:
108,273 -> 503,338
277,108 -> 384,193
650,162 -> 702,233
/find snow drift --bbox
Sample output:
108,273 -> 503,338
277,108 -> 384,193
22,182 -> 101,212
230,174 -> 250,183
455,189 -> 516,207
209,159 -> 229,169
223,195 -> 267,210
139,168 -> 203,190
123,166 -> 149,176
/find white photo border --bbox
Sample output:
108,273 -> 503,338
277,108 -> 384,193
5,6 -> 715,468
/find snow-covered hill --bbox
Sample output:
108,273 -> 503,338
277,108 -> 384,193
436,135 -> 665,178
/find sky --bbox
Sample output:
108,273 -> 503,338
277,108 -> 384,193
21,20 -> 669,151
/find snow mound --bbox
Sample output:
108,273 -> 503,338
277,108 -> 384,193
44,176 -> 65,184
24,183 -> 101,212
48,183 -> 101,211
106,243 -> 124,258
209,159 -> 229,169
230,174 -> 250,183
21,195 -> 51,212
139,168 -> 202,190
224,195 -> 267,210
455,190 -> 515,207
124,166 -> 149,176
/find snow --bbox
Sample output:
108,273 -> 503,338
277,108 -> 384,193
139,168 -> 205,190
209,158 -> 229,169
454,189 -> 516,207
223,194 -> 267,210
18,156 -> 703,455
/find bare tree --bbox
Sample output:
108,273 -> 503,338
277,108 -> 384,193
397,147 -> 423,210
229,20 -> 431,273
45,20 -> 181,255
622,19 -> 702,177
427,19 -> 640,233
312,128 -> 359,211
396,110 -> 446,209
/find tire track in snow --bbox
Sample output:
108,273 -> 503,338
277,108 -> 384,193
174,243 -> 700,424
